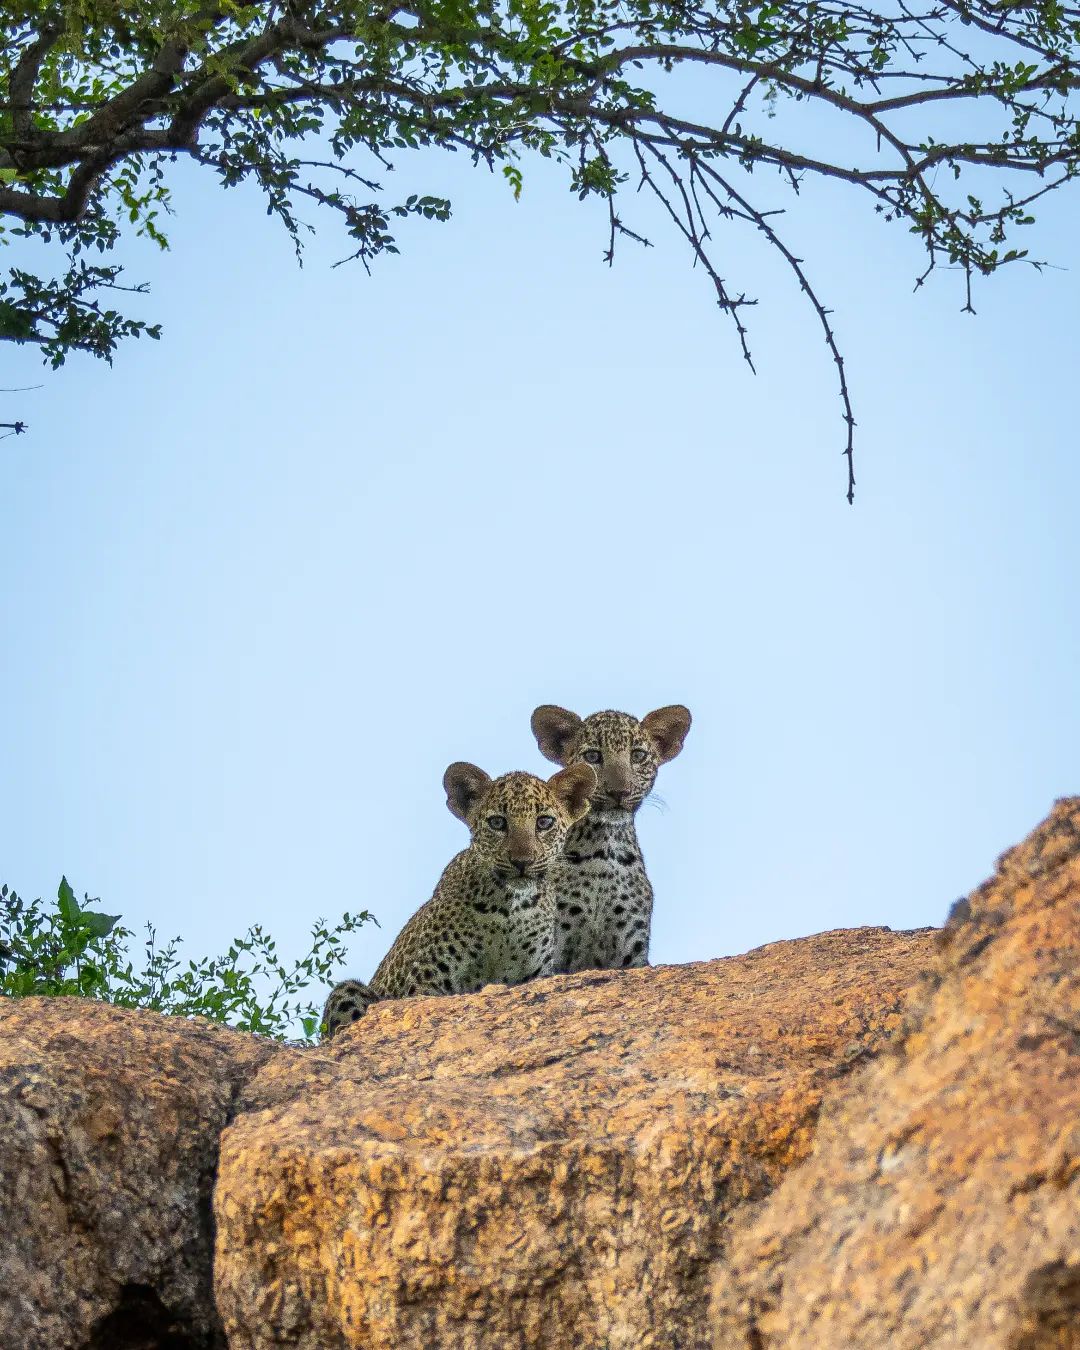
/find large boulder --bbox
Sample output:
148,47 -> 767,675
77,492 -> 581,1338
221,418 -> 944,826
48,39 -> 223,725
213,926 -> 935,1349
0,999 -> 282,1350
4,801 -> 1076,1349
710,798 -> 1080,1348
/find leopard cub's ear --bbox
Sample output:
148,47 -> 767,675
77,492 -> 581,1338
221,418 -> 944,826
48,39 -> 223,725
548,763 -> 596,824
531,705 -> 583,765
640,705 -> 692,763
443,762 -> 493,824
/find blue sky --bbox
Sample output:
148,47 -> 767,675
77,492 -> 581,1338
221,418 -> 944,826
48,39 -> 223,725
2,121 -> 1077,1008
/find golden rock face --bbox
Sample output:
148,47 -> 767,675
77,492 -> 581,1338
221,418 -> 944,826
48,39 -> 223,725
0,996 -> 280,1350
3,801 -> 1077,1350
710,797 -> 1080,1350
213,924 -> 935,1350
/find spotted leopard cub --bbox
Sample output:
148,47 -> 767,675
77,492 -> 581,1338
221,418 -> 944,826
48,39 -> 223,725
321,760 -> 595,1039
531,705 -> 691,974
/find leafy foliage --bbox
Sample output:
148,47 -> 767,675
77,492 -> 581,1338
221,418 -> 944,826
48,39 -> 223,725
0,876 -> 374,1041
2,0 -> 1079,494
0,260 -> 161,365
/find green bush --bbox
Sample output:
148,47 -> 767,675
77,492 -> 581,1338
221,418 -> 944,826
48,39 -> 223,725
0,877 -> 374,1041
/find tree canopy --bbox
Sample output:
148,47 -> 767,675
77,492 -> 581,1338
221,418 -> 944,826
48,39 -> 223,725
2,0 -> 1079,495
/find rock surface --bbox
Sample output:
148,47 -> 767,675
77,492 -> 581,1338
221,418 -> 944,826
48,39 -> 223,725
711,798 -> 1080,1349
213,926 -> 934,1349
3,802 -> 1077,1350
0,998 -> 281,1350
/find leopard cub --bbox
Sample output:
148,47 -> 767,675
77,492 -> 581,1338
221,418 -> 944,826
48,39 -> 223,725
531,704 -> 691,974
321,760 -> 595,1039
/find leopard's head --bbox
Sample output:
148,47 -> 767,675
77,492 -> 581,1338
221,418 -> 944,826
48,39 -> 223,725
530,705 -> 691,817
443,762 -> 596,884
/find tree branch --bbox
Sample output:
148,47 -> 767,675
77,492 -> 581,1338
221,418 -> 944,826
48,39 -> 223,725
9,24 -> 60,141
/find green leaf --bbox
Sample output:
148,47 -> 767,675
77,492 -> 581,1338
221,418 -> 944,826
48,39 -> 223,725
81,911 -> 121,939
57,876 -> 80,923
502,165 -> 524,201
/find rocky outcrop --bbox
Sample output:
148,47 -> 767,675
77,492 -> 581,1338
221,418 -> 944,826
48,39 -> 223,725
711,798 -> 1080,1349
0,999 -> 282,1350
2,801 -> 1077,1349
213,926 -> 934,1349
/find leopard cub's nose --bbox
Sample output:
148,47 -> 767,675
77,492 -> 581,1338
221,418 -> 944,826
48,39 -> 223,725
512,859 -> 530,875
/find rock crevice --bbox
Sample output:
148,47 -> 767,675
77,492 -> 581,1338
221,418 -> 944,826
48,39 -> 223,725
0,1001 -> 282,1350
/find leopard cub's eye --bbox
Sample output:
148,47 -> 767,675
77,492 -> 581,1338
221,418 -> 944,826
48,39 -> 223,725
583,749 -> 602,765
487,815 -> 507,831
536,815 -> 555,832
631,748 -> 647,764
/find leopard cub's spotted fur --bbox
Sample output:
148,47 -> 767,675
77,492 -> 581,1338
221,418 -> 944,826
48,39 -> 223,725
531,705 -> 691,974
321,760 -> 595,1039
